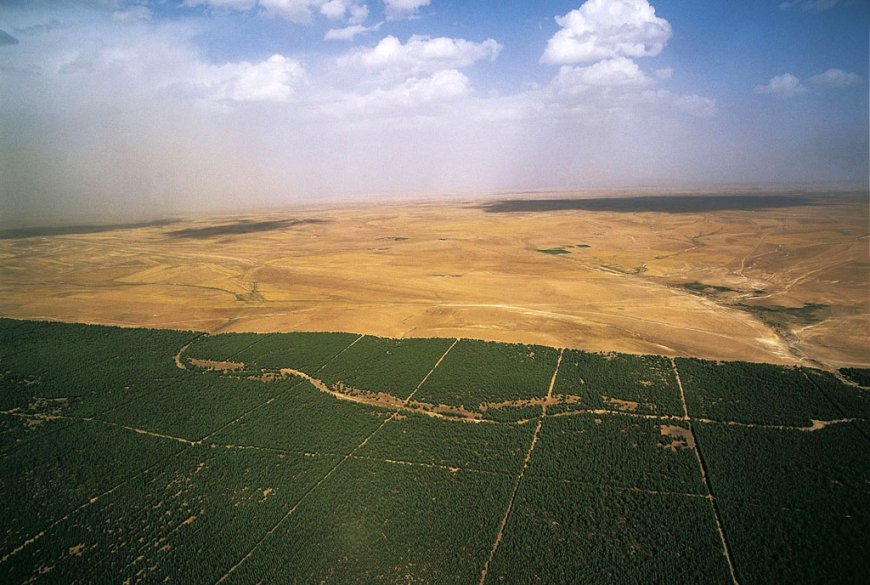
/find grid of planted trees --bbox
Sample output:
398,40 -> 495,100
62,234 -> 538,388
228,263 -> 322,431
1,318 -> 868,584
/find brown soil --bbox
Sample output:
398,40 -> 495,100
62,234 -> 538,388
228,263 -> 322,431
658,425 -> 696,452
602,397 -> 641,412
2,195 -> 865,369
189,358 -> 245,372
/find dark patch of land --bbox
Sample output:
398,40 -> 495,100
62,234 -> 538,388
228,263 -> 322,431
0,219 -> 179,239
738,302 -> 830,326
165,218 -> 329,239
480,193 -> 845,214
680,282 -> 737,296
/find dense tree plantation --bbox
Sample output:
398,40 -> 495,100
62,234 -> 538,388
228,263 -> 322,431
840,367 -> 870,388
220,331 -> 361,373
356,413 -> 535,474
718,502 -> 870,584
486,478 -> 734,584
412,339 -> 560,414
526,414 -> 707,495
317,336 -> 454,399
223,459 -> 516,585
675,358 -> 843,425
0,318 -> 868,583
802,367 -> 870,419
551,350 -> 684,416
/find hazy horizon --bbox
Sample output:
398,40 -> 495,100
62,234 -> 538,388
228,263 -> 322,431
1,0 -> 867,226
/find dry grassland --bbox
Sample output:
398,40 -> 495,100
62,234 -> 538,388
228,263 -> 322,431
0,193 -> 866,369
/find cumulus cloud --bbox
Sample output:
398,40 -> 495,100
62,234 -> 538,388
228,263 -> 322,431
338,34 -> 501,75
809,68 -> 863,88
755,73 -> 807,98
542,0 -> 671,64
320,0 -> 368,24
208,54 -> 305,102
552,58 -> 652,93
779,0 -> 841,12
383,0 -> 430,20
357,69 -> 469,111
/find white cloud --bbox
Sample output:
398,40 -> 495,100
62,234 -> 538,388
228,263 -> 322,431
383,0 -> 430,20
349,3 -> 369,24
338,34 -> 501,75
552,58 -> 652,93
183,0 -> 259,11
809,68 -> 863,88
542,0 -> 671,64
320,0 -> 368,24
755,73 -> 807,98
209,54 -> 305,102
369,69 -> 469,106
779,0 -> 840,12
674,94 -> 717,118
325,22 -> 380,41
187,0 -> 369,24
258,0 -> 320,22
655,67 -> 673,80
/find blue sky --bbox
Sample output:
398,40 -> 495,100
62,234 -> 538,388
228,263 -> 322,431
0,0 -> 867,224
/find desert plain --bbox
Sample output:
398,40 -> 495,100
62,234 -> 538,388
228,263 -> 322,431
1,191 -> 867,370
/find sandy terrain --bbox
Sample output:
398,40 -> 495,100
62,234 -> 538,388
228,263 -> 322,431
0,192 -> 866,369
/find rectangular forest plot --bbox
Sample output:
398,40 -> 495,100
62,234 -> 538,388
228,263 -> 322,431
412,339 -> 560,420
675,358 -> 842,425
839,367 -> 870,388
317,336 -> 455,400
355,413 -> 536,475
0,319 -> 58,358
220,457 -> 515,585
0,411 -> 76,455
802,367 -> 870,419
0,421 -> 186,560
694,421 -> 870,516
0,445 -> 339,585
230,331 -> 362,374
1,325 -> 195,397
549,350 -> 684,417
716,501 -> 870,585
526,414 -> 706,495
485,477 -> 734,585
183,332 -> 265,365
210,379 -> 388,455
101,373 -> 285,442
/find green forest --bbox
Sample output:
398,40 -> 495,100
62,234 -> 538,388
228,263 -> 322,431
1,318 -> 868,584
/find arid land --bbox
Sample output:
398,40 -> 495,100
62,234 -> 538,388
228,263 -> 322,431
1,191 -> 867,369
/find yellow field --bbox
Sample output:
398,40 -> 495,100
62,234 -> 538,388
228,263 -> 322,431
1,193 -> 867,369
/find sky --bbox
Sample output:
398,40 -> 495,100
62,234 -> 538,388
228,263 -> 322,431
0,0 -> 867,225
